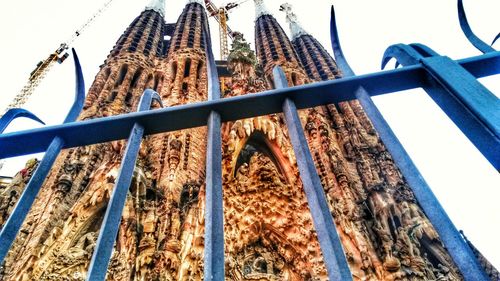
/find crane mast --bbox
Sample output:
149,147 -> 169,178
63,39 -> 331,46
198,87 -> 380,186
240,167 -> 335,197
204,0 -> 248,60
218,9 -> 230,60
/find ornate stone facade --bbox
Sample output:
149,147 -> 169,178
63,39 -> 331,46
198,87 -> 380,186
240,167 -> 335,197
279,3 -> 463,280
0,0 -> 483,280
1,3 -> 172,280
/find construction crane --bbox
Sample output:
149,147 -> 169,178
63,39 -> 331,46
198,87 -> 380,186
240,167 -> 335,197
1,0 -> 115,117
204,0 -> 249,60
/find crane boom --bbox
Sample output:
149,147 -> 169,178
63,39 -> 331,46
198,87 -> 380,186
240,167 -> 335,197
66,0 -> 114,46
204,0 -> 249,60
1,0 -> 115,117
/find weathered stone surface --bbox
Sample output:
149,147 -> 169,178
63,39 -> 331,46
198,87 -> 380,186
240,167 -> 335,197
286,8 -> 463,281
0,159 -> 38,229
0,2 -> 466,281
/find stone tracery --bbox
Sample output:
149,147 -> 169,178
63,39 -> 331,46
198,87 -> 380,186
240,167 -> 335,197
0,1 -> 487,280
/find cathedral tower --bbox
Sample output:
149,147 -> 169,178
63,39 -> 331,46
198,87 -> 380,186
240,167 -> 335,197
83,0 -> 167,118
0,1 -> 171,280
253,0 -> 307,86
0,0 -> 479,280
143,0 -> 211,279
280,3 -> 342,81
280,3 -> 463,280
161,0 -> 209,105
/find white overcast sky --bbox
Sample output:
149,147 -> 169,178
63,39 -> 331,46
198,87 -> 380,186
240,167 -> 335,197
0,0 -> 499,269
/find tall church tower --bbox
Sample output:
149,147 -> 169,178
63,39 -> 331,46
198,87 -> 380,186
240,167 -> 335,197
0,1 -> 182,280
279,3 -> 463,280
144,0 -> 210,279
254,0 -> 308,87
83,0 -> 167,118
0,0 -> 486,280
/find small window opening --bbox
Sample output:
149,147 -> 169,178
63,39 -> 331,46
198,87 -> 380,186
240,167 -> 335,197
183,58 -> 191,78
115,64 -> 128,87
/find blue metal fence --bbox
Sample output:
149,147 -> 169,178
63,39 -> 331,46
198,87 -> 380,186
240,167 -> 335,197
0,3 -> 498,281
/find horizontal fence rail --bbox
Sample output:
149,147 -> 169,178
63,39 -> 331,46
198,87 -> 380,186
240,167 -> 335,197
1,52 -> 498,160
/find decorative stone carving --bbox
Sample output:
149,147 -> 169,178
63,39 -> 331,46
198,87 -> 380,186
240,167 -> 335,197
0,2 -> 470,281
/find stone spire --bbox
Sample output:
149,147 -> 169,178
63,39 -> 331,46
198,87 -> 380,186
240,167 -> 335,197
279,3 -> 308,40
254,0 -> 272,19
187,0 -> 204,6
253,0 -> 304,81
146,0 -> 165,16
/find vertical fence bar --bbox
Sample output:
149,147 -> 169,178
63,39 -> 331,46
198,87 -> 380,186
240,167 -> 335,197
0,136 -> 64,262
86,90 -> 161,281
86,124 -> 143,281
330,10 -> 488,278
273,67 -> 352,281
354,87 -> 489,281
203,26 -> 225,281
0,49 -> 85,263
205,111 -> 224,281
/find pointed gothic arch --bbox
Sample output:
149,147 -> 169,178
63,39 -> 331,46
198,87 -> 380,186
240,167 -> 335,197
232,130 -> 294,184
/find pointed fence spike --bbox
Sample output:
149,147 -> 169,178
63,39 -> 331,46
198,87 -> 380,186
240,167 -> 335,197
492,33 -> 500,46
63,48 -> 86,123
329,5 -> 355,76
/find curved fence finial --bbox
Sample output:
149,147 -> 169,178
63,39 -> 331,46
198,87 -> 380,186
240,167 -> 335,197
381,44 -> 424,69
457,0 -> 495,53
382,43 -> 441,69
408,43 -> 440,57
63,48 -> 86,123
138,89 -> 164,111
492,33 -> 500,46
329,5 -> 355,77
0,109 -> 45,134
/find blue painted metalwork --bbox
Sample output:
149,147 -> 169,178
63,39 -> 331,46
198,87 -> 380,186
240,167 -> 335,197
330,6 -> 490,280
0,108 -> 44,134
64,48 -> 86,123
203,25 -> 225,281
0,6 -> 496,279
382,43 -> 500,168
382,44 -> 423,69
0,136 -> 64,263
0,64 -> 422,158
0,53 -> 498,159
86,89 -> 162,281
0,50 -> 87,264
0,68 -> 426,158
457,0 -> 496,53
273,66 -> 352,281
329,6 -> 353,76
409,43 -> 440,57
493,33 -> 500,46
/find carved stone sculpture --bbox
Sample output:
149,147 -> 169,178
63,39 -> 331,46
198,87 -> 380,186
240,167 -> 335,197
0,1 -> 480,280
